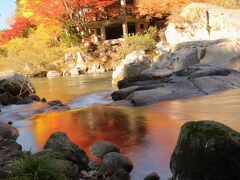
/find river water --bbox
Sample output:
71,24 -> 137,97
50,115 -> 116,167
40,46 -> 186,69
2,72 -> 240,180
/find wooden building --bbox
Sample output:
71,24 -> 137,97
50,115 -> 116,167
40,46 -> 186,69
88,0 -> 149,41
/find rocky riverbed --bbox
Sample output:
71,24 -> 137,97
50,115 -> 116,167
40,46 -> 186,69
0,119 -> 239,180
111,38 -> 240,106
0,71 -> 70,112
112,63 -> 240,106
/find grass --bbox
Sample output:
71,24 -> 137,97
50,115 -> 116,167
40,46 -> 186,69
9,152 -> 68,180
118,27 -> 158,58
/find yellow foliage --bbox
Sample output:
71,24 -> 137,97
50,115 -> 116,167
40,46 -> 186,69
0,25 -> 69,75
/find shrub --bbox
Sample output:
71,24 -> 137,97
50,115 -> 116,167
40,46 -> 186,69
118,27 -> 158,58
9,152 -> 67,180
61,22 -> 82,47
0,47 -> 7,57
0,25 -> 69,75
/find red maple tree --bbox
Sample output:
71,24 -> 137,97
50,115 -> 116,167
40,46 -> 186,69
28,0 -> 122,37
0,17 -> 35,45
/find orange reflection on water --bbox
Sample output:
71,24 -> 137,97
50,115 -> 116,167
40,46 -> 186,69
31,106 -> 148,157
27,89 -> 240,180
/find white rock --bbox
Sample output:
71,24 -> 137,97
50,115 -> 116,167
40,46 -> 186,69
112,51 -> 152,84
165,3 -> 240,45
47,70 -> 61,77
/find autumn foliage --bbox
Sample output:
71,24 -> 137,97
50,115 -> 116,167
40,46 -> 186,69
27,0 -> 120,37
0,17 -> 35,45
137,0 -> 240,19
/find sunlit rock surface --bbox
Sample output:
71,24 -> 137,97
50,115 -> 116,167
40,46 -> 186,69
165,3 -> 240,45
112,51 -> 152,84
112,64 -> 240,106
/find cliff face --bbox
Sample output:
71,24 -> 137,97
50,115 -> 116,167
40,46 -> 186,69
165,3 -> 240,45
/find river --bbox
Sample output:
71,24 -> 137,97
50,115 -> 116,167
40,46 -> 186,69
1,72 -> 240,180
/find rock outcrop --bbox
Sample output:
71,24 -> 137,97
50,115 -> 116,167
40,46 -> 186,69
170,121 -> 240,180
112,38 -> 240,106
112,64 -> 240,106
165,3 -> 240,45
64,40 -> 122,76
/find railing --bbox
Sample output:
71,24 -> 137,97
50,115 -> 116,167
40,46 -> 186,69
94,5 -> 136,21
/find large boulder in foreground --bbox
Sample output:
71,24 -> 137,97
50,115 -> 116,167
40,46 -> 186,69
0,71 -> 35,97
170,121 -> 240,180
0,71 -> 36,105
44,132 -> 89,169
165,3 -> 240,45
112,51 -> 152,84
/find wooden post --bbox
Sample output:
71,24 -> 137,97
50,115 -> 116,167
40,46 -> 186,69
206,10 -> 211,35
101,26 -> 106,40
135,21 -> 140,33
122,20 -> 128,36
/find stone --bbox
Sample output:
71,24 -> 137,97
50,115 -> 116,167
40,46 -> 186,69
112,64 -> 240,106
32,71 -> 47,77
170,121 -> 240,180
111,86 -> 141,101
0,122 -> 19,140
29,95 -> 41,102
0,137 -> 22,165
0,71 -> 35,98
44,132 -> 89,169
112,51 -> 152,84
47,100 -> 63,106
165,3 -> 240,45
90,141 -> 121,158
41,98 -> 47,102
0,92 -> 17,105
16,97 -> 33,105
69,67 -> 84,76
143,47 -> 199,78
47,71 -> 61,77
144,172 -> 160,180
88,160 -> 97,169
99,152 -> 133,175
49,104 -> 70,111
110,169 -> 131,180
